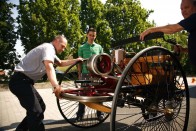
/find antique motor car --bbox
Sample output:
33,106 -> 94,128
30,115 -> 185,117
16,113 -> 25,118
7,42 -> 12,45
56,32 -> 189,131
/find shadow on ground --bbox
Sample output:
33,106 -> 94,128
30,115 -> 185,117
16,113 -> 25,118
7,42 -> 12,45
44,120 -> 143,131
45,120 -> 110,131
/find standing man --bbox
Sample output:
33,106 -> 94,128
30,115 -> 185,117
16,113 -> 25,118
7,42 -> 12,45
9,35 -> 82,131
140,0 -> 196,67
76,27 -> 104,121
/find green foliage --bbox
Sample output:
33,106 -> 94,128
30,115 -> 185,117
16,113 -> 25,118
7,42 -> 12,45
0,0 -> 19,71
17,0 -> 82,57
105,0 -> 154,52
80,0 -> 105,32
79,0 -> 112,53
105,0 -> 152,39
17,0 -> 155,57
96,20 -> 113,53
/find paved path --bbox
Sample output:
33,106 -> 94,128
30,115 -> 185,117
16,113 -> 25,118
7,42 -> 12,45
0,77 -> 196,131
0,88 -> 64,131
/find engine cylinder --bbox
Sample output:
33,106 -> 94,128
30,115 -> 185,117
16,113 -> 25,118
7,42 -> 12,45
87,53 -> 113,75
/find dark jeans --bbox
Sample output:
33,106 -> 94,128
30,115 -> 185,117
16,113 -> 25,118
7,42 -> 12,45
77,103 -> 102,117
9,72 -> 46,131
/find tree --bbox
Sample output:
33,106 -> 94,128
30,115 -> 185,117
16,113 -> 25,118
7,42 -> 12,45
80,0 -> 113,53
17,0 -> 82,59
105,0 -> 155,52
0,0 -> 19,71
80,0 -> 105,32
96,20 -> 113,53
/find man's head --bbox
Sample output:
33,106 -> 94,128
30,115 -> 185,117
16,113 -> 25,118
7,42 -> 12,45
52,35 -> 67,54
181,0 -> 196,18
87,28 -> 97,44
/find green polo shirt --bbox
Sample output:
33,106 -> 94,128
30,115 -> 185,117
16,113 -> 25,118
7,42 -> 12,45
78,42 -> 103,74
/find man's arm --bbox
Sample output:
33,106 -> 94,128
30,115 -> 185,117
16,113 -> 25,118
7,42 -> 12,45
55,58 -> 83,67
140,24 -> 184,40
44,60 -> 62,98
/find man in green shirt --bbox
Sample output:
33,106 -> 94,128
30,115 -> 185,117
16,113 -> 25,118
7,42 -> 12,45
76,27 -> 104,121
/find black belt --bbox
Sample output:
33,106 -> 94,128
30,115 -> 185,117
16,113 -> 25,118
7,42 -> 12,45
14,72 -> 34,84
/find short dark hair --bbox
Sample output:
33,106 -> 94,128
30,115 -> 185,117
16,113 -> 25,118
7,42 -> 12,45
87,28 -> 96,34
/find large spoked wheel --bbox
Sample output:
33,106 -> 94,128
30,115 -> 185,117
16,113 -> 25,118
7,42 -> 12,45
56,61 -> 112,128
110,46 -> 190,131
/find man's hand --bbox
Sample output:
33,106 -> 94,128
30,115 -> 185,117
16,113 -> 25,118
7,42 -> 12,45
76,57 -> 84,62
53,85 -> 63,99
140,28 -> 152,41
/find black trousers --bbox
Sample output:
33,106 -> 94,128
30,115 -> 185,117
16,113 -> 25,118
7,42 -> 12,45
77,103 -> 102,117
9,72 -> 46,131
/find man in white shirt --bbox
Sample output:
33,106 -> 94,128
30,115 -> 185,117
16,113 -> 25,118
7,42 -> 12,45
9,35 -> 82,131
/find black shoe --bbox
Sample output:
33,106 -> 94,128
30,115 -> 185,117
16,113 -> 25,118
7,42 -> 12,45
75,115 -> 83,122
97,114 -> 104,121
117,99 -> 125,107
